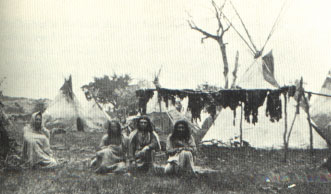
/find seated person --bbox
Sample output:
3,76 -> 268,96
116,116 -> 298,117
128,115 -> 161,172
22,112 -> 57,168
120,118 -> 133,137
90,120 -> 128,173
165,120 -> 197,174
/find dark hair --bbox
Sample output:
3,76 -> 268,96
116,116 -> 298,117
137,115 -> 153,132
35,111 -> 42,119
31,111 -> 42,127
104,120 -> 122,137
170,120 -> 190,142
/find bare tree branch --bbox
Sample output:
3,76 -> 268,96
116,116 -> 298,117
212,0 -> 223,35
221,25 -> 231,39
188,20 -> 218,41
188,0 -> 231,88
212,0 -> 229,36
201,36 -> 209,43
224,25 -> 230,32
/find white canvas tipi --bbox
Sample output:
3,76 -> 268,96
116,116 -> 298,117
202,53 -> 328,149
43,76 -> 105,132
202,98 -> 328,149
310,70 -> 331,145
83,99 -> 110,129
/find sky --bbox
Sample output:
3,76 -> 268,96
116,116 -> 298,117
1,0 -> 330,103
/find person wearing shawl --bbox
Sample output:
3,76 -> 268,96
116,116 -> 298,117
165,120 -> 197,174
128,115 -> 161,171
22,112 -> 57,168
90,120 -> 129,173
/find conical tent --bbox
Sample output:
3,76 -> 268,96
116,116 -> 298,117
201,115 -> 215,131
196,110 -> 211,129
146,91 -> 171,114
43,76 -> 105,132
138,79 -> 200,133
83,100 -> 110,129
137,80 -> 174,132
202,99 -> 328,149
237,51 -> 279,89
146,93 -> 200,133
310,70 -> 331,145
202,52 -> 328,149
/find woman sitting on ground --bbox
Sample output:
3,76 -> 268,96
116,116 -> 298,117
22,112 -> 57,168
128,115 -> 161,172
90,120 -> 129,173
165,120 -> 197,174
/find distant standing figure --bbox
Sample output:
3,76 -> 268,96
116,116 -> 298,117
165,120 -> 197,174
128,115 -> 161,171
90,120 -> 128,173
22,112 -> 57,168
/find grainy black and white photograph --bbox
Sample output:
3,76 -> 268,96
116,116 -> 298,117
1,0 -> 331,193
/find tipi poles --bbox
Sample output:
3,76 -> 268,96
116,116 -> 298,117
90,90 -> 112,121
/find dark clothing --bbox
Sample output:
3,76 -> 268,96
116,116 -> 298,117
128,129 -> 160,169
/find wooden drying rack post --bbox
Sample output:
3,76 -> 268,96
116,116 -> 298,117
239,103 -> 243,147
282,77 -> 315,163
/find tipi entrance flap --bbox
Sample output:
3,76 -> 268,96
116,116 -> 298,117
237,51 -> 279,89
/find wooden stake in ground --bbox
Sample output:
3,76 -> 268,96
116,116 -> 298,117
283,78 -> 304,162
240,103 -> 243,147
302,91 -> 314,162
283,93 -> 288,162
297,77 -> 314,162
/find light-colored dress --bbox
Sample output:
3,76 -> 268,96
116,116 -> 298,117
91,134 -> 129,173
165,135 -> 196,174
22,120 -> 57,168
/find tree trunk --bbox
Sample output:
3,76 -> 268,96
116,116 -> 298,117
218,39 -> 229,89
231,51 -> 239,88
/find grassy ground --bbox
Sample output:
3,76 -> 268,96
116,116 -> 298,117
1,123 -> 331,194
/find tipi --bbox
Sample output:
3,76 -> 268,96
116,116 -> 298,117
145,87 -> 199,133
43,76 -> 105,132
84,99 -> 110,129
310,70 -> 331,145
202,52 -> 328,149
137,75 -> 200,133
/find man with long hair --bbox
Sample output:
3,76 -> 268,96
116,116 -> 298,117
165,120 -> 197,174
128,115 -> 161,171
90,120 -> 129,173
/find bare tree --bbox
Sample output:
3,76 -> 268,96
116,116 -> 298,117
231,51 -> 239,88
188,0 -> 231,89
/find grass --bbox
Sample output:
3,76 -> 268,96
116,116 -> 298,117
1,122 -> 331,194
